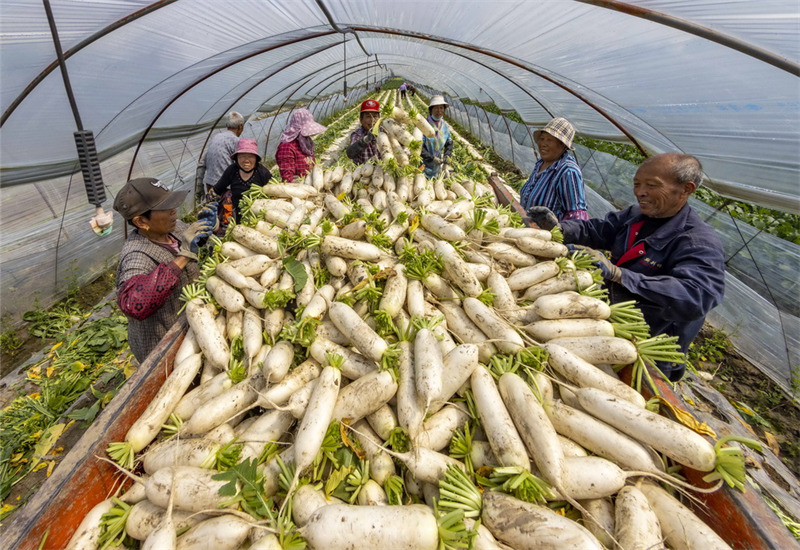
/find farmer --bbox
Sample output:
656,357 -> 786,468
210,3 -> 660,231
399,81 -> 408,99
207,138 -> 272,226
420,95 -> 453,178
346,99 -> 383,165
114,178 -> 216,363
201,111 -> 244,193
529,153 -> 726,382
519,117 -> 588,222
275,108 -> 327,182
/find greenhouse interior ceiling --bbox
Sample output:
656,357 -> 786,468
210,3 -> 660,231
0,1 -> 798,391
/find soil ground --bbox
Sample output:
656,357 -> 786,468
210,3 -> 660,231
692,326 -> 800,476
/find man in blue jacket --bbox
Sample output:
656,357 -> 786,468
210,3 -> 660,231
529,153 -> 726,381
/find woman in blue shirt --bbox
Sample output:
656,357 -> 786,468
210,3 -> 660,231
519,117 -> 588,221
421,95 -> 453,178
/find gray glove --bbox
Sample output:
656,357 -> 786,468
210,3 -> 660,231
571,245 -> 622,283
432,157 -> 443,165
361,132 -> 375,145
179,220 -> 215,261
527,206 -> 559,231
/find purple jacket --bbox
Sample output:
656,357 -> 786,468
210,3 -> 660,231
561,203 -> 725,352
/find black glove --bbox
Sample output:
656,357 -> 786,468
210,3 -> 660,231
569,244 -> 623,283
362,132 -> 375,145
527,206 -> 559,231
179,220 -> 215,261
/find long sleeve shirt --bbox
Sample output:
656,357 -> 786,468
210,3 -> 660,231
519,153 -> 588,221
276,139 -> 314,182
346,126 -> 382,165
420,117 -> 453,178
212,164 -> 272,221
116,221 -> 199,362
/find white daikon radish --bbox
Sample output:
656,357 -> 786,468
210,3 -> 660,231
472,367 -> 530,470
640,482 -> 733,550
482,491 -> 603,550
615,485 -> 663,550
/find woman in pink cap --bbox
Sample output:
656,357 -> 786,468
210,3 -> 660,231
275,108 -> 327,182
208,138 -> 272,226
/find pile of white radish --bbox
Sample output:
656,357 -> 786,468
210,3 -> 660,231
69,108 -> 762,550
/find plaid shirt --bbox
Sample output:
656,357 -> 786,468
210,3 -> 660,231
519,152 -> 588,221
116,220 -> 199,362
346,126 -> 382,165
202,130 -> 238,188
276,139 -> 314,182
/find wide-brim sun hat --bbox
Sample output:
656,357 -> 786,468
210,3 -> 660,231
534,117 -> 575,150
113,177 -> 189,220
231,138 -> 262,162
429,95 -> 449,108
360,99 -> 380,113
292,108 -> 327,137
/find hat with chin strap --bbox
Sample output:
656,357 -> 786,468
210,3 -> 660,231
113,177 -> 189,220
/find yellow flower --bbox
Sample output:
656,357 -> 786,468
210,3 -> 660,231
28,392 -> 41,400
46,366 -> 56,378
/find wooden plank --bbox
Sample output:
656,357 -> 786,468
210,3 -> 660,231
1,319 -> 187,550
487,173 -> 532,224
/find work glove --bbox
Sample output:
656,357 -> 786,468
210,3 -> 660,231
527,206 -> 560,231
570,244 -> 623,284
197,201 -> 220,233
179,220 -> 215,261
432,157 -> 443,165
361,132 -> 375,145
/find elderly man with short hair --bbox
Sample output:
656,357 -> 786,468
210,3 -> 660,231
202,111 -> 245,192
529,153 -> 726,381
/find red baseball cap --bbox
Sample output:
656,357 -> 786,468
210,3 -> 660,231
360,99 -> 380,113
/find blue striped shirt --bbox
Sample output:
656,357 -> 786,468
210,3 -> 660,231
519,153 -> 588,220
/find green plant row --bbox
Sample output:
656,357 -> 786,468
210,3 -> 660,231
0,304 -> 132,519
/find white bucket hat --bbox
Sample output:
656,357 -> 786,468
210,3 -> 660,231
429,95 -> 449,108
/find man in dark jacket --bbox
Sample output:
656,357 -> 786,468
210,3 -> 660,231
529,153 -> 726,381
